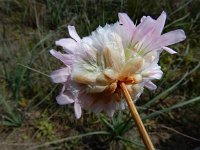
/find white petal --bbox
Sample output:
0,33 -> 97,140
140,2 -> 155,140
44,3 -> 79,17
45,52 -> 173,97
50,68 -> 70,83
130,83 -> 144,101
163,46 -> 177,54
142,63 -> 163,80
74,102 -> 82,119
103,32 -> 125,71
121,57 -> 143,76
55,38 -> 77,53
144,81 -> 157,90
86,85 -> 107,93
143,51 -> 160,64
68,25 -> 81,42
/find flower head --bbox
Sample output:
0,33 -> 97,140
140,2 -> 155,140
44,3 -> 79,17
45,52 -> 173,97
50,11 -> 186,119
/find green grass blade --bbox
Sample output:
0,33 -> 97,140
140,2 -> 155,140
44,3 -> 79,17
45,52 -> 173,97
28,131 -> 110,150
101,117 -> 115,132
165,13 -> 190,29
18,63 -> 50,78
143,96 -> 200,121
168,0 -> 193,17
117,136 -> 145,149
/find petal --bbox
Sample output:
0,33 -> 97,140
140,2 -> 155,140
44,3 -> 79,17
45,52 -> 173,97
50,68 -> 70,83
143,51 -> 160,64
105,101 -> 116,117
130,83 -> 144,101
154,11 -> 167,35
55,38 -> 77,53
82,36 -> 93,45
86,85 -> 107,93
56,86 -> 74,105
140,16 -> 147,23
131,12 -> 166,52
91,102 -> 104,114
142,63 -> 163,80
118,13 -> 136,47
163,46 -> 177,54
50,49 -> 74,66
103,32 -> 125,71
72,70 -> 99,85
121,57 -> 143,76
118,101 -> 125,110
144,81 -> 157,90
56,94 -> 74,105
74,102 -> 82,119
151,29 -> 186,50
118,13 -> 136,29
132,16 -> 155,44
68,25 -> 81,42
112,22 -> 131,48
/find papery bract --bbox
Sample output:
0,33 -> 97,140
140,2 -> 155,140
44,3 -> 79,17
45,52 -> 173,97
50,11 -> 186,119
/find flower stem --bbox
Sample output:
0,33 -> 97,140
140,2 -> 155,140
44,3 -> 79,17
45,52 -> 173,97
120,82 -> 154,150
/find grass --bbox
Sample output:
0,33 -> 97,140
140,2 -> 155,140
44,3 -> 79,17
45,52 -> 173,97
0,0 -> 200,149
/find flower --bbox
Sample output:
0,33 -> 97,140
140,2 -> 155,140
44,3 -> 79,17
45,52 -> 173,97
50,11 -> 186,119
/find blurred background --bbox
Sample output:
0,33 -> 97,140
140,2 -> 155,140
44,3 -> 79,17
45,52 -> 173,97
0,0 -> 200,149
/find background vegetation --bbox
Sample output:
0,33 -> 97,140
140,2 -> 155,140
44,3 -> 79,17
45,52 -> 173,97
0,0 -> 200,149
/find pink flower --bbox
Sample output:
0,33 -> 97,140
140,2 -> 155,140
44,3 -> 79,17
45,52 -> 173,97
50,11 -> 186,119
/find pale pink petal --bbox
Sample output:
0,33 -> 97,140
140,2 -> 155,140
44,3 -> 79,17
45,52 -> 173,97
154,11 -> 167,35
151,29 -> 186,50
132,16 -> 155,44
55,38 -> 77,53
118,13 -> 136,29
163,46 -> 177,54
50,49 -> 74,66
82,36 -> 93,45
140,16 -> 147,23
118,13 -> 136,47
140,12 -> 166,50
50,68 -> 70,83
105,101 -> 116,117
106,109 -> 115,117
56,86 -> 74,105
147,68 -> 163,79
119,101 -> 125,110
90,101 -> 104,114
74,102 -> 82,119
68,25 -> 81,42
135,90 -> 143,100
56,94 -> 74,105
144,81 -> 157,90
138,11 -> 166,38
